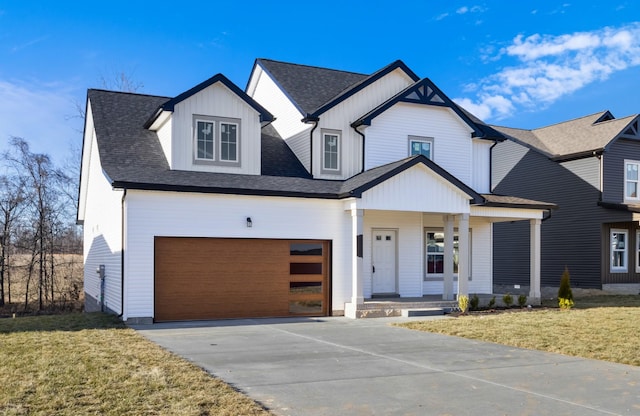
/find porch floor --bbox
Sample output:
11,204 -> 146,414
353,296 -> 459,318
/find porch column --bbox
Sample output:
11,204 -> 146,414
529,218 -> 541,300
457,213 -> 470,297
351,208 -> 364,305
443,215 -> 454,300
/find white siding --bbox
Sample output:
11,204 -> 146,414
171,83 -> 262,175
286,126 -> 312,172
123,191 -> 351,319
362,211 -> 423,298
364,103 -> 475,186
83,129 -> 123,314
422,217 -> 493,295
248,65 -> 308,139
313,68 -> 415,179
156,117 -> 172,167
472,139 -> 492,193
360,164 -> 472,213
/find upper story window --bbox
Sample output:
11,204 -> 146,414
625,160 -> 640,201
409,136 -> 433,159
321,130 -> 341,174
194,115 -> 241,166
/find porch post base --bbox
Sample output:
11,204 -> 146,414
344,302 -> 359,319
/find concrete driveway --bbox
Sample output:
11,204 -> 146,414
133,317 -> 640,416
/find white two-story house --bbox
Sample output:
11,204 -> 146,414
78,59 -> 553,323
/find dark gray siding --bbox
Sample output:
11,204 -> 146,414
602,222 -> 640,284
603,138 -> 640,203
493,144 -> 632,289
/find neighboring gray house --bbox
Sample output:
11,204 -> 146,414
492,111 -> 640,293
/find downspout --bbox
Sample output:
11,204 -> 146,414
308,118 -> 319,178
352,125 -> 366,173
118,188 -> 127,318
488,139 -> 499,192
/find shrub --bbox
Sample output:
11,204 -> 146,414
488,296 -> 496,308
502,293 -> 514,307
558,266 -> 574,310
517,294 -> 527,307
469,294 -> 480,311
458,295 -> 469,314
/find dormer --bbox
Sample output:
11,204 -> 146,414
145,74 -> 273,175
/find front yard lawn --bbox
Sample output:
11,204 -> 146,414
0,313 -> 271,415
399,295 -> 640,366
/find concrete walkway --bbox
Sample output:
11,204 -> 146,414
133,317 -> 640,416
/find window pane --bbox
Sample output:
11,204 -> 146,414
410,140 -> 431,159
220,123 -> 237,161
290,281 -> 322,294
290,263 -> 323,274
289,300 -> 322,314
627,163 -> 638,180
197,121 -> 214,159
290,243 -> 323,256
627,182 -> 637,198
324,134 -> 338,170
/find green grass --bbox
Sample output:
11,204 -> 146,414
400,295 -> 640,366
0,313 -> 271,415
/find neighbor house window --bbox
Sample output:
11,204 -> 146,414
196,120 -> 214,160
625,160 -> 640,200
409,136 -> 433,159
424,229 -> 471,280
636,231 -> 640,273
193,116 -> 241,165
322,131 -> 340,173
611,229 -> 628,272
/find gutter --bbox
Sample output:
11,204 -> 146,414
352,125 -> 366,173
118,188 -> 127,318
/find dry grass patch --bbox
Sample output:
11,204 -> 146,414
0,313 -> 271,415
400,296 -> 640,366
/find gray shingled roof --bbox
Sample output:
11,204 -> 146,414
85,82 -> 550,211
481,194 -> 557,210
492,111 -> 638,159
257,58 -> 368,115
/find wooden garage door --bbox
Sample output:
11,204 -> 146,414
154,237 -> 330,322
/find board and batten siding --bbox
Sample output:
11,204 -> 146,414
170,83 -> 262,175
472,139 -> 492,193
603,138 -> 640,203
83,128 -> 123,314
122,190 -> 351,320
493,143 -> 632,288
364,103 -> 474,188
312,68 -> 415,180
247,65 -> 309,140
359,164 -> 471,214
285,126 -> 312,172
156,117 -> 172,166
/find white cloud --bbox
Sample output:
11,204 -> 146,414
0,79 -> 82,163
455,22 -> 640,121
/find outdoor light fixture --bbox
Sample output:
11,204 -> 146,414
246,217 -> 252,228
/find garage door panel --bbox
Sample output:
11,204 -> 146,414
154,237 -> 329,321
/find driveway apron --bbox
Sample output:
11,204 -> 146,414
133,317 -> 640,416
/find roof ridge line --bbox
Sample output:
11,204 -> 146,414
256,58 -> 368,77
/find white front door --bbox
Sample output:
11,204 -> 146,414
372,230 -> 397,294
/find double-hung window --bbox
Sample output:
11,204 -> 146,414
424,229 -> 471,280
409,136 -> 433,159
322,130 -> 341,173
194,116 -> 240,165
625,160 -> 640,201
610,229 -> 628,272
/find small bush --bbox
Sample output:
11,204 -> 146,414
518,294 -> 527,307
488,296 -> 496,308
469,294 -> 480,311
558,266 -> 574,310
458,295 -> 469,314
503,293 -> 514,307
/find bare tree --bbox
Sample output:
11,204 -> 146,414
0,175 -> 26,305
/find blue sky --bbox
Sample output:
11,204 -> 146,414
1,1 -> 639,164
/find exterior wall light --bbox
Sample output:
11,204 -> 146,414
246,217 -> 252,227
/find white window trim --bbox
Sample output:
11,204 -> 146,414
624,159 -> 640,202
423,228 -> 471,282
408,136 -> 434,160
321,130 -> 341,174
610,228 -> 628,273
636,230 -> 640,273
219,121 -> 239,163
